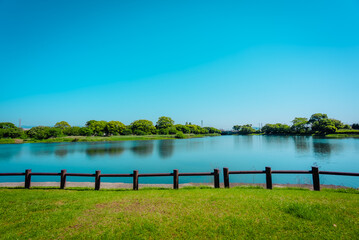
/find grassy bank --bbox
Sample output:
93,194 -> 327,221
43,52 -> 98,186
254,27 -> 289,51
0,134 -> 220,144
0,187 -> 358,239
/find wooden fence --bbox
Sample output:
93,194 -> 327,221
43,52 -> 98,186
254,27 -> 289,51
0,167 -> 358,191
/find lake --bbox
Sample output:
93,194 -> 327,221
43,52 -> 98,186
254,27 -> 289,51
0,136 -> 358,188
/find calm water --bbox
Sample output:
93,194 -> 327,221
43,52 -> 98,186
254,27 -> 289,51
0,136 -> 358,187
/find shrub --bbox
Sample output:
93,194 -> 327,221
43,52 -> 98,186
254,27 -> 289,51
158,128 -> 169,135
133,130 -> 146,135
175,131 -> 185,139
168,127 -> 178,134
79,127 -> 93,136
122,128 -> 132,135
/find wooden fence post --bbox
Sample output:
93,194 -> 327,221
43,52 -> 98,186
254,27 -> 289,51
214,168 -> 220,188
25,169 -> 32,189
265,167 -> 272,189
173,169 -> 179,189
60,169 -> 67,189
312,167 -> 320,191
223,167 -> 230,188
133,170 -> 139,190
95,170 -> 101,190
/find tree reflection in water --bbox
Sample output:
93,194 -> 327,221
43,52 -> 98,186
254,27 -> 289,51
313,142 -> 332,158
130,141 -> 154,157
158,140 -> 175,159
293,136 -> 310,153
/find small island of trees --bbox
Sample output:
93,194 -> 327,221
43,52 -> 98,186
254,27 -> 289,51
232,113 -> 359,137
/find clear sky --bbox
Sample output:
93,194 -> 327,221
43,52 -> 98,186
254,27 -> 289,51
1,0 -> 359,129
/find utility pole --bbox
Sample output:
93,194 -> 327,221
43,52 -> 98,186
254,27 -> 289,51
19,119 -> 22,128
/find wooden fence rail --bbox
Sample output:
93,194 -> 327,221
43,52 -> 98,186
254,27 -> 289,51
0,167 -> 358,191
223,167 -> 359,191
0,169 -> 219,190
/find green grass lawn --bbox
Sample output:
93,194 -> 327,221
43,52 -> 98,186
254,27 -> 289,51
0,187 -> 358,239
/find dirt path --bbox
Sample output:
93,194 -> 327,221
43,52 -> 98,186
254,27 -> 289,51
0,182 -> 351,190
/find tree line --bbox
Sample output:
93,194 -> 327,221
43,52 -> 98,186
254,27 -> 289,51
233,113 -> 358,136
0,116 -> 221,140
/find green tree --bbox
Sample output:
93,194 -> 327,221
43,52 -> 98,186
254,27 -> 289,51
130,120 -> 156,135
291,117 -> 309,134
86,120 -> 107,136
311,119 -> 337,135
79,127 -> 93,136
0,128 -> 24,138
0,122 -> 16,129
238,124 -> 256,135
63,126 -> 81,136
156,116 -> 174,129
232,125 -> 241,131
262,123 -> 291,135
54,121 -> 71,129
308,113 -> 328,124
175,124 -> 190,134
105,121 -> 126,136
329,119 -> 344,129
26,126 -> 62,139
204,127 -> 221,134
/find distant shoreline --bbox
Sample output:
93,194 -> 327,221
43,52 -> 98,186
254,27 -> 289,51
0,134 -> 220,144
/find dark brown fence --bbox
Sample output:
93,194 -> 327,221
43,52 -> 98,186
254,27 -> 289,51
0,169 -> 220,190
223,167 -> 359,191
0,167 -> 357,191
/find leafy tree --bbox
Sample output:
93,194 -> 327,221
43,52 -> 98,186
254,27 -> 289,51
54,121 -> 71,129
175,124 -> 190,134
329,119 -> 344,129
232,125 -> 241,131
185,124 -> 208,134
175,131 -> 185,139
262,123 -> 291,135
238,124 -> 256,135
79,127 -> 93,136
130,120 -> 156,135
86,120 -> 107,136
158,128 -> 169,135
63,126 -> 81,136
0,128 -> 24,138
0,122 -> 16,129
352,123 -> 359,130
204,127 -> 221,134
47,128 -> 62,138
105,121 -> 126,135
122,127 -> 133,135
311,119 -> 337,135
291,117 -> 309,134
26,126 -> 62,139
156,116 -> 174,129
308,113 -> 328,124
168,126 -> 178,134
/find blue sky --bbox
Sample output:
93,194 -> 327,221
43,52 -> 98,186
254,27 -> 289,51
1,0 -> 358,129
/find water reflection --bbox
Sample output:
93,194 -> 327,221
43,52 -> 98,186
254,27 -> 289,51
233,135 -> 253,149
158,140 -> 175,159
262,136 -> 291,148
131,141 -> 154,156
293,136 -> 310,153
313,142 -> 332,158
86,146 -> 125,157
0,145 -> 23,161
54,149 -> 68,158
312,139 -> 343,159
